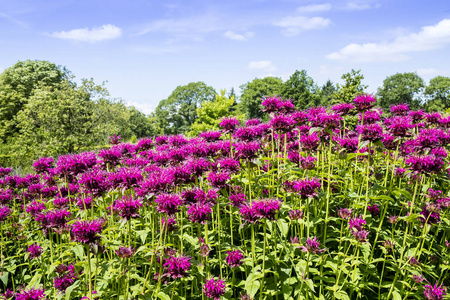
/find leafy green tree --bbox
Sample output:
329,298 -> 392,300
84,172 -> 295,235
332,69 -> 367,105
318,80 -> 337,106
238,77 -> 283,119
188,90 -> 244,136
280,70 -> 320,109
14,79 -> 130,158
0,60 -> 70,141
127,106 -> 156,138
155,82 -> 216,134
377,72 -> 425,111
424,76 -> 450,112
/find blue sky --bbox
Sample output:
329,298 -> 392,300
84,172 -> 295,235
1,0 -> 450,113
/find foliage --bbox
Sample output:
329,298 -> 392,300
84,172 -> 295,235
424,76 -> 450,112
188,90 -> 244,136
318,80 -> 337,106
280,70 -> 320,109
155,82 -> 216,135
238,77 -> 283,119
1,99 -> 450,300
0,60 -> 70,141
377,72 -> 425,111
331,69 -> 367,105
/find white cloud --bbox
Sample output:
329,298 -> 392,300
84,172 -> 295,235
342,1 -> 379,11
224,30 -> 254,41
273,16 -> 331,36
326,19 -> 450,62
297,4 -> 332,13
248,61 -> 276,72
50,24 -> 122,42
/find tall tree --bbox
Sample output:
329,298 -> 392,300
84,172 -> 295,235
155,82 -> 216,134
424,76 -> 450,112
188,90 -> 244,136
280,70 -> 319,109
377,72 -> 425,111
319,80 -> 337,106
238,77 -> 283,119
332,69 -> 367,105
0,60 -> 70,141
127,106 -> 156,138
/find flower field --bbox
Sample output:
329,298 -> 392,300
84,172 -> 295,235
1,95 -> 450,300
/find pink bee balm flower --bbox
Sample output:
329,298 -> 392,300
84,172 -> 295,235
203,277 -> 226,300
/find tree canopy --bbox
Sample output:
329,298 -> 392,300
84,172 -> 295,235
424,76 -> 450,112
377,72 -> 425,111
238,77 -> 283,119
280,70 -> 319,109
155,82 -> 216,134
332,69 -> 367,105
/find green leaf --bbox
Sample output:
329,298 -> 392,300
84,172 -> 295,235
334,290 -> 350,300
72,244 -> 84,260
27,272 -> 42,289
65,281 -> 80,300
136,229 -> 149,244
392,291 -> 402,300
245,279 -> 260,298
277,219 -> 289,237
0,272 -> 8,287
156,292 -> 171,300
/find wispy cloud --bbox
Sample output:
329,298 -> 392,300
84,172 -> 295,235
130,45 -> 190,54
248,60 -> 276,72
50,24 -> 122,43
341,1 -> 379,11
326,19 -> 450,62
0,11 -> 28,28
273,16 -> 331,36
224,30 -> 254,41
297,4 -> 332,13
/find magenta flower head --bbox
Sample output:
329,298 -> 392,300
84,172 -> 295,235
207,171 -> 231,188
15,287 -> 46,300
425,112 -> 442,125
163,254 -> 192,279
219,117 -> 240,133
98,148 -> 122,166
246,119 -> 260,126
253,198 -> 282,220
349,217 -> 366,231
203,277 -> 226,300
353,94 -> 376,111
367,204 -> 380,217
423,281 -> 446,300
289,209 -> 304,220
155,194 -> 183,215
199,131 -> 222,142
136,137 -> 153,151
225,250 -> 244,267
300,156 -> 317,170
187,202 -> 212,224
277,99 -> 296,114
26,201 -> 46,217
0,167 -> 13,178
71,219 -> 104,244
27,244 -> 43,259
356,123 -> 383,142
292,178 -> 321,198
261,96 -> 282,114
116,246 -> 134,258
239,203 -> 259,224
299,237 -> 326,254
1,289 -> 14,299
299,133 -> 320,152
76,197 -> 93,210
235,142 -> 261,160
390,103 -> 409,116
229,193 -> 246,207
33,157 -> 54,174
53,264 -> 78,292
108,134 -> 122,145
359,110 -> 381,125
331,103 -> 355,115
113,196 -> 143,220
0,205 -> 11,222
270,115 -> 295,132
337,208 -> 352,219
161,216 -> 178,232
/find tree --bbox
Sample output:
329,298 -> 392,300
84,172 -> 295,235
127,106 -> 156,138
0,60 -> 70,141
280,70 -> 319,109
332,69 -> 367,105
238,77 -> 283,119
155,82 -> 216,134
318,80 -> 337,106
14,79 -> 130,158
424,76 -> 450,112
188,90 -> 244,136
377,72 -> 425,111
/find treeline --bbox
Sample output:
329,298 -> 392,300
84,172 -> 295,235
1,60 -> 450,170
